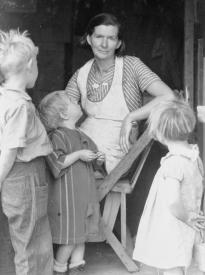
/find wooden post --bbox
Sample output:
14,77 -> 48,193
184,0 -> 195,107
202,57 -> 205,161
196,39 -> 204,161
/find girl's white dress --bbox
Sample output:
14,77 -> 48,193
133,145 -> 204,269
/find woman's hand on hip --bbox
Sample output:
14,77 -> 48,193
120,115 -> 132,153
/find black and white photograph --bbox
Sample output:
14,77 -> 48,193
0,1 -> 205,275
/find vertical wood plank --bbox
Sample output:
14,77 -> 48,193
184,0 -> 194,107
202,57 -> 205,161
196,39 -> 204,105
120,193 -> 126,249
102,192 -> 121,230
196,39 -> 204,160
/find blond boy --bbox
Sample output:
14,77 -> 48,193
0,29 -> 53,275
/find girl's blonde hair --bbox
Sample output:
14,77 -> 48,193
0,29 -> 38,78
38,91 -> 70,131
148,99 -> 196,142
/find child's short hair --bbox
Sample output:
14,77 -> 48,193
38,91 -> 70,131
148,99 -> 196,142
0,29 -> 38,78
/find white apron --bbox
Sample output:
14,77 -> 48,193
77,57 -> 129,173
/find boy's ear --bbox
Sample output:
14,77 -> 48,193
60,112 -> 69,120
27,58 -> 33,70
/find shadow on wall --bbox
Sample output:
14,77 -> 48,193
127,141 -> 168,238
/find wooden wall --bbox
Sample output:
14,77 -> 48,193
0,0 -> 72,105
198,0 -> 205,51
195,0 -> 205,161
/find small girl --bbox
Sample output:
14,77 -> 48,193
39,91 -> 103,275
133,99 -> 205,275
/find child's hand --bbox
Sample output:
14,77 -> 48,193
187,212 -> 205,231
79,150 -> 97,162
96,151 -> 105,165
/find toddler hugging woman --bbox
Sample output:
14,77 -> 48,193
39,91 -> 104,275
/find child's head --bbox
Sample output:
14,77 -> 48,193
38,91 -> 82,131
0,29 -> 38,88
148,99 -> 196,144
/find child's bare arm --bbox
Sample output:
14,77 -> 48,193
0,148 -> 17,190
62,150 -> 97,168
47,149 -> 97,179
166,177 -> 205,231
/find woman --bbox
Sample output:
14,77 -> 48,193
65,13 -> 174,173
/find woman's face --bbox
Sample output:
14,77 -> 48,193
87,25 -> 121,61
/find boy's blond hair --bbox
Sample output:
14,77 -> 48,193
38,91 -> 70,131
0,29 -> 38,78
148,99 -> 196,142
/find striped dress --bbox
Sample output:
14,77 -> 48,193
46,127 -> 100,245
65,55 -> 160,111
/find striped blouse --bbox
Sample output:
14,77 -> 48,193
65,56 -> 161,112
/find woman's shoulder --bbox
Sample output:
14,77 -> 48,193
122,55 -> 148,73
123,55 -> 142,65
79,58 -> 94,70
68,59 -> 94,82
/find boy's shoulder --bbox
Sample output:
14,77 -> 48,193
0,89 -> 34,115
0,87 -> 31,105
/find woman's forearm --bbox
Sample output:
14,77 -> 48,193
128,84 -> 175,123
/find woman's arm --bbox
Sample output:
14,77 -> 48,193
120,80 -> 175,152
65,70 -> 81,103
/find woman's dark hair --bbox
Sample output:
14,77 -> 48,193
80,13 -> 125,56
